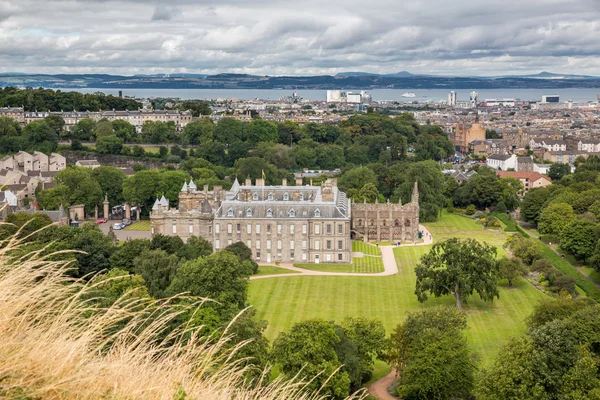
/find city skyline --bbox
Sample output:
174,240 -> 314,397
2,0 -> 600,76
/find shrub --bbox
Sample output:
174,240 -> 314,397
465,205 -> 476,215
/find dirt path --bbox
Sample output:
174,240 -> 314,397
250,225 -> 433,280
368,370 -> 398,400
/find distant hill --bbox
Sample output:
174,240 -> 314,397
2,71 -> 600,90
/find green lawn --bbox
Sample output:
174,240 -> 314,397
352,241 -> 382,256
295,254 -> 384,273
255,266 -> 295,276
124,221 -> 151,231
248,212 -> 546,364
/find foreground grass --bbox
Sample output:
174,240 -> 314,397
296,254 -> 384,274
249,213 -> 546,363
124,221 -> 151,231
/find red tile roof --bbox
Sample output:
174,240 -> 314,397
496,171 -> 552,183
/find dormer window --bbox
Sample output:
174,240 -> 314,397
266,209 -> 273,217
252,192 -> 258,201
283,192 -> 289,201
227,208 -> 234,217
246,208 -> 252,217
268,193 -> 274,201
314,209 -> 321,218
289,209 -> 295,217
300,193 -> 304,201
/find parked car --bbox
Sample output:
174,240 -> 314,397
96,218 -> 107,224
122,219 -> 132,226
113,223 -> 124,230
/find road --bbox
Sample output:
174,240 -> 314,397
98,221 -> 151,240
368,370 -> 398,400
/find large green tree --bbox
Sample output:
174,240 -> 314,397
415,238 -> 499,308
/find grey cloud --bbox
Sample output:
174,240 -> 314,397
151,5 -> 180,21
2,0 -> 600,76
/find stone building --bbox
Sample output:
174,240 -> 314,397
351,182 -> 420,243
453,117 -> 486,153
150,177 -> 420,264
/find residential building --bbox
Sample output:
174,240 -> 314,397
486,154 -> 517,171
496,171 -> 552,193
454,118 -> 486,152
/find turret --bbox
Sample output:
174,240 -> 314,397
181,181 -> 188,192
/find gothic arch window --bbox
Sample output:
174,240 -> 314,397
405,219 -> 411,227
227,208 -> 234,217
358,219 -> 363,226
383,220 -> 387,226
266,209 -> 273,217
289,209 -> 295,217
267,193 -> 274,201
283,192 -> 289,201
252,192 -> 258,201
394,219 -> 400,227
370,219 -> 375,226
314,209 -> 321,218
246,208 -> 252,217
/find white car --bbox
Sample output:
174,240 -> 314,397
113,223 -> 124,230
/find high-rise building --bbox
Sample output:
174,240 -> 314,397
469,91 -> 479,107
448,91 -> 457,106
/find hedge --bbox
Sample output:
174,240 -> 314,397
516,224 -> 531,238
493,212 -> 518,232
540,246 -> 600,302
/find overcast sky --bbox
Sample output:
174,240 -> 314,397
2,0 -> 600,76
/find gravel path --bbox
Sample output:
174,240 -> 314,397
368,370 -> 398,400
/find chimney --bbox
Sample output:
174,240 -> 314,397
310,178 -> 313,186
256,178 -> 265,187
204,185 -> 209,193
282,178 -> 287,186
245,177 -> 252,186
295,175 -> 303,186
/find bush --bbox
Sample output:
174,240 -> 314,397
446,199 -> 455,214
465,204 -> 476,215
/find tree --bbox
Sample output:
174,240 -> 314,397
560,218 -> 598,261
357,183 -> 379,203
548,163 -> 572,181
223,241 -> 257,273
36,184 -> 71,210
70,223 -> 117,278
178,236 -> 213,260
112,119 -> 137,142
340,317 -> 386,384
122,169 -> 161,213
338,167 -> 378,193
181,100 -> 212,117
272,320 -> 351,399
246,120 -> 278,144
521,188 -> 551,225
71,118 -> 96,140
133,249 -> 179,298
504,234 -> 543,265
415,238 -> 499,308
388,307 -> 476,400
141,121 -> 177,144
498,257 -> 528,286
214,117 -> 243,144
90,166 -> 126,207
0,116 -> 22,137
96,135 -> 124,154
167,251 -> 253,318
151,233 -> 185,255
93,119 -> 114,139
109,238 -> 152,273
181,119 -> 214,145
538,203 -> 575,236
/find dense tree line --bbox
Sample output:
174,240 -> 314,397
0,87 -> 141,111
520,155 -> 600,271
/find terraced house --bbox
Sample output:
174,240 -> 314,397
150,177 -> 420,264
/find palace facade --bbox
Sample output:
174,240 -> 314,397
150,177 -> 419,264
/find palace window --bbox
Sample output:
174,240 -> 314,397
256,224 -> 261,233
314,209 -> 321,217
326,224 -> 331,234
289,209 -> 296,217
266,209 -> 273,217
227,208 -> 234,217
283,192 -> 289,201
315,224 -> 320,235
338,253 -> 343,261
227,224 -> 232,234
290,224 -> 295,234
246,208 -> 252,217
338,224 -> 343,234
215,239 -> 220,249
300,193 -> 304,201
247,224 -> 252,234
267,240 -> 271,250
252,192 -> 258,201
268,193 -> 274,201
338,240 -> 343,250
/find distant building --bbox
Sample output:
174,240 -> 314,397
454,117 -> 486,153
486,154 -> 517,171
326,90 -> 371,104
448,91 -> 457,106
75,160 -> 101,169
496,171 -> 552,193
541,95 -> 560,103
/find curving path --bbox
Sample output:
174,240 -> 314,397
368,370 -> 398,400
250,224 -> 432,280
